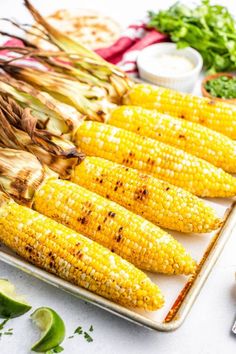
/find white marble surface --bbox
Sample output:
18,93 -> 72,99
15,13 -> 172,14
0,0 -> 236,353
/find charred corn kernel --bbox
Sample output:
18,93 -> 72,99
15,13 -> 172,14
72,156 -> 221,233
124,84 -> 236,139
108,106 -> 236,173
75,121 -> 236,198
0,195 -> 164,310
33,178 -> 196,275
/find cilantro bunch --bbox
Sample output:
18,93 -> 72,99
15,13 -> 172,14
148,0 -> 236,73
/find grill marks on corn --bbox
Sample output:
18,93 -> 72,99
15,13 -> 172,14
76,121 -> 236,197
108,105 -> 236,173
33,178 -> 196,274
134,186 -> 149,202
72,157 -> 221,233
0,198 -> 164,310
124,84 -> 236,139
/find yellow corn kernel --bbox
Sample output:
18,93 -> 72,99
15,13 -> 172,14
0,195 -> 164,310
75,121 -> 236,197
72,156 -> 221,233
124,84 -> 236,139
107,105 -> 236,173
33,178 -> 196,275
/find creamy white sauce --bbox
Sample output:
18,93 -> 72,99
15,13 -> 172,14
149,54 -> 194,76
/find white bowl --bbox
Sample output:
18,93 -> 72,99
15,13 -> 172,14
137,43 -> 203,93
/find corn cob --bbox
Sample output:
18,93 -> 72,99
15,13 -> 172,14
33,178 -> 196,274
0,93 -> 221,234
107,105 -> 236,173
124,84 -> 236,139
2,68 -> 234,196
72,156 -> 221,233
0,193 -> 164,310
0,148 -> 196,274
3,64 -> 236,173
3,51 -> 235,172
75,121 -> 236,198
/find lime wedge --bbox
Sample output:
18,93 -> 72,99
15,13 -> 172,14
0,279 -> 31,318
31,307 -> 65,352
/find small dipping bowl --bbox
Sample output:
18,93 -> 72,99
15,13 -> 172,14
137,43 -> 203,93
201,72 -> 236,104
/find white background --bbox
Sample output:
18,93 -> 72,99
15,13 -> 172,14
0,1 -> 236,353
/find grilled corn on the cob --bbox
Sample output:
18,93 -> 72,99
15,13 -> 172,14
124,84 -> 236,139
75,121 -> 236,197
0,94 -> 220,234
34,178 -> 196,274
107,106 -> 236,173
0,148 -> 196,274
72,156 -> 221,233
0,193 -> 164,310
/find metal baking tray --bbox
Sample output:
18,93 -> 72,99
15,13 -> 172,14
0,198 -> 235,331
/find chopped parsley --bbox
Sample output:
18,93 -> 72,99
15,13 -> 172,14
3,331 -> 13,336
0,318 -> 9,331
205,76 -> 236,99
0,319 -> 13,339
70,324 -> 94,343
84,331 -> 93,343
74,326 -> 83,335
46,345 -> 64,354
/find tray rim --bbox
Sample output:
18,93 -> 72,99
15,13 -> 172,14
0,203 -> 235,332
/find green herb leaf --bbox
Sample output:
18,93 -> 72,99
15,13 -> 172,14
89,325 -> 93,332
148,0 -> 236,72
3,332 -> 13,336
46,346 -> 64,354
74,326 -> 83,335
205,75 -> 236,98
0,319 -> 9,331
84,331 -> 93,343
53,345 -> 64,353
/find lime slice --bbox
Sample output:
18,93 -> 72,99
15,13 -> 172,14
0,279 -> 31,318
31,307 -> 65,352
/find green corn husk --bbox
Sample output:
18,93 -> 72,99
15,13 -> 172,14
1,63 -> 115,122
0,73 -> 82,135
0,93 -> 84,178
23,0 -> 133,99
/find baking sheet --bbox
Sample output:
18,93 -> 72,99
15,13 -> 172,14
0,197 -> 235,331
0,23 -> 235,332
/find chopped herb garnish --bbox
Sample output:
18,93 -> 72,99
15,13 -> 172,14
84,331 -> 93,343
53,345 -> 64,353
70,324 -> 94,343
0,318 -> 9,331
46,346 -> 64,354
3,332 -> 13,336
68,335 -> 74,339
74,326 -> 83,335
205,76 -> 236,99
0,319 -> 13,339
